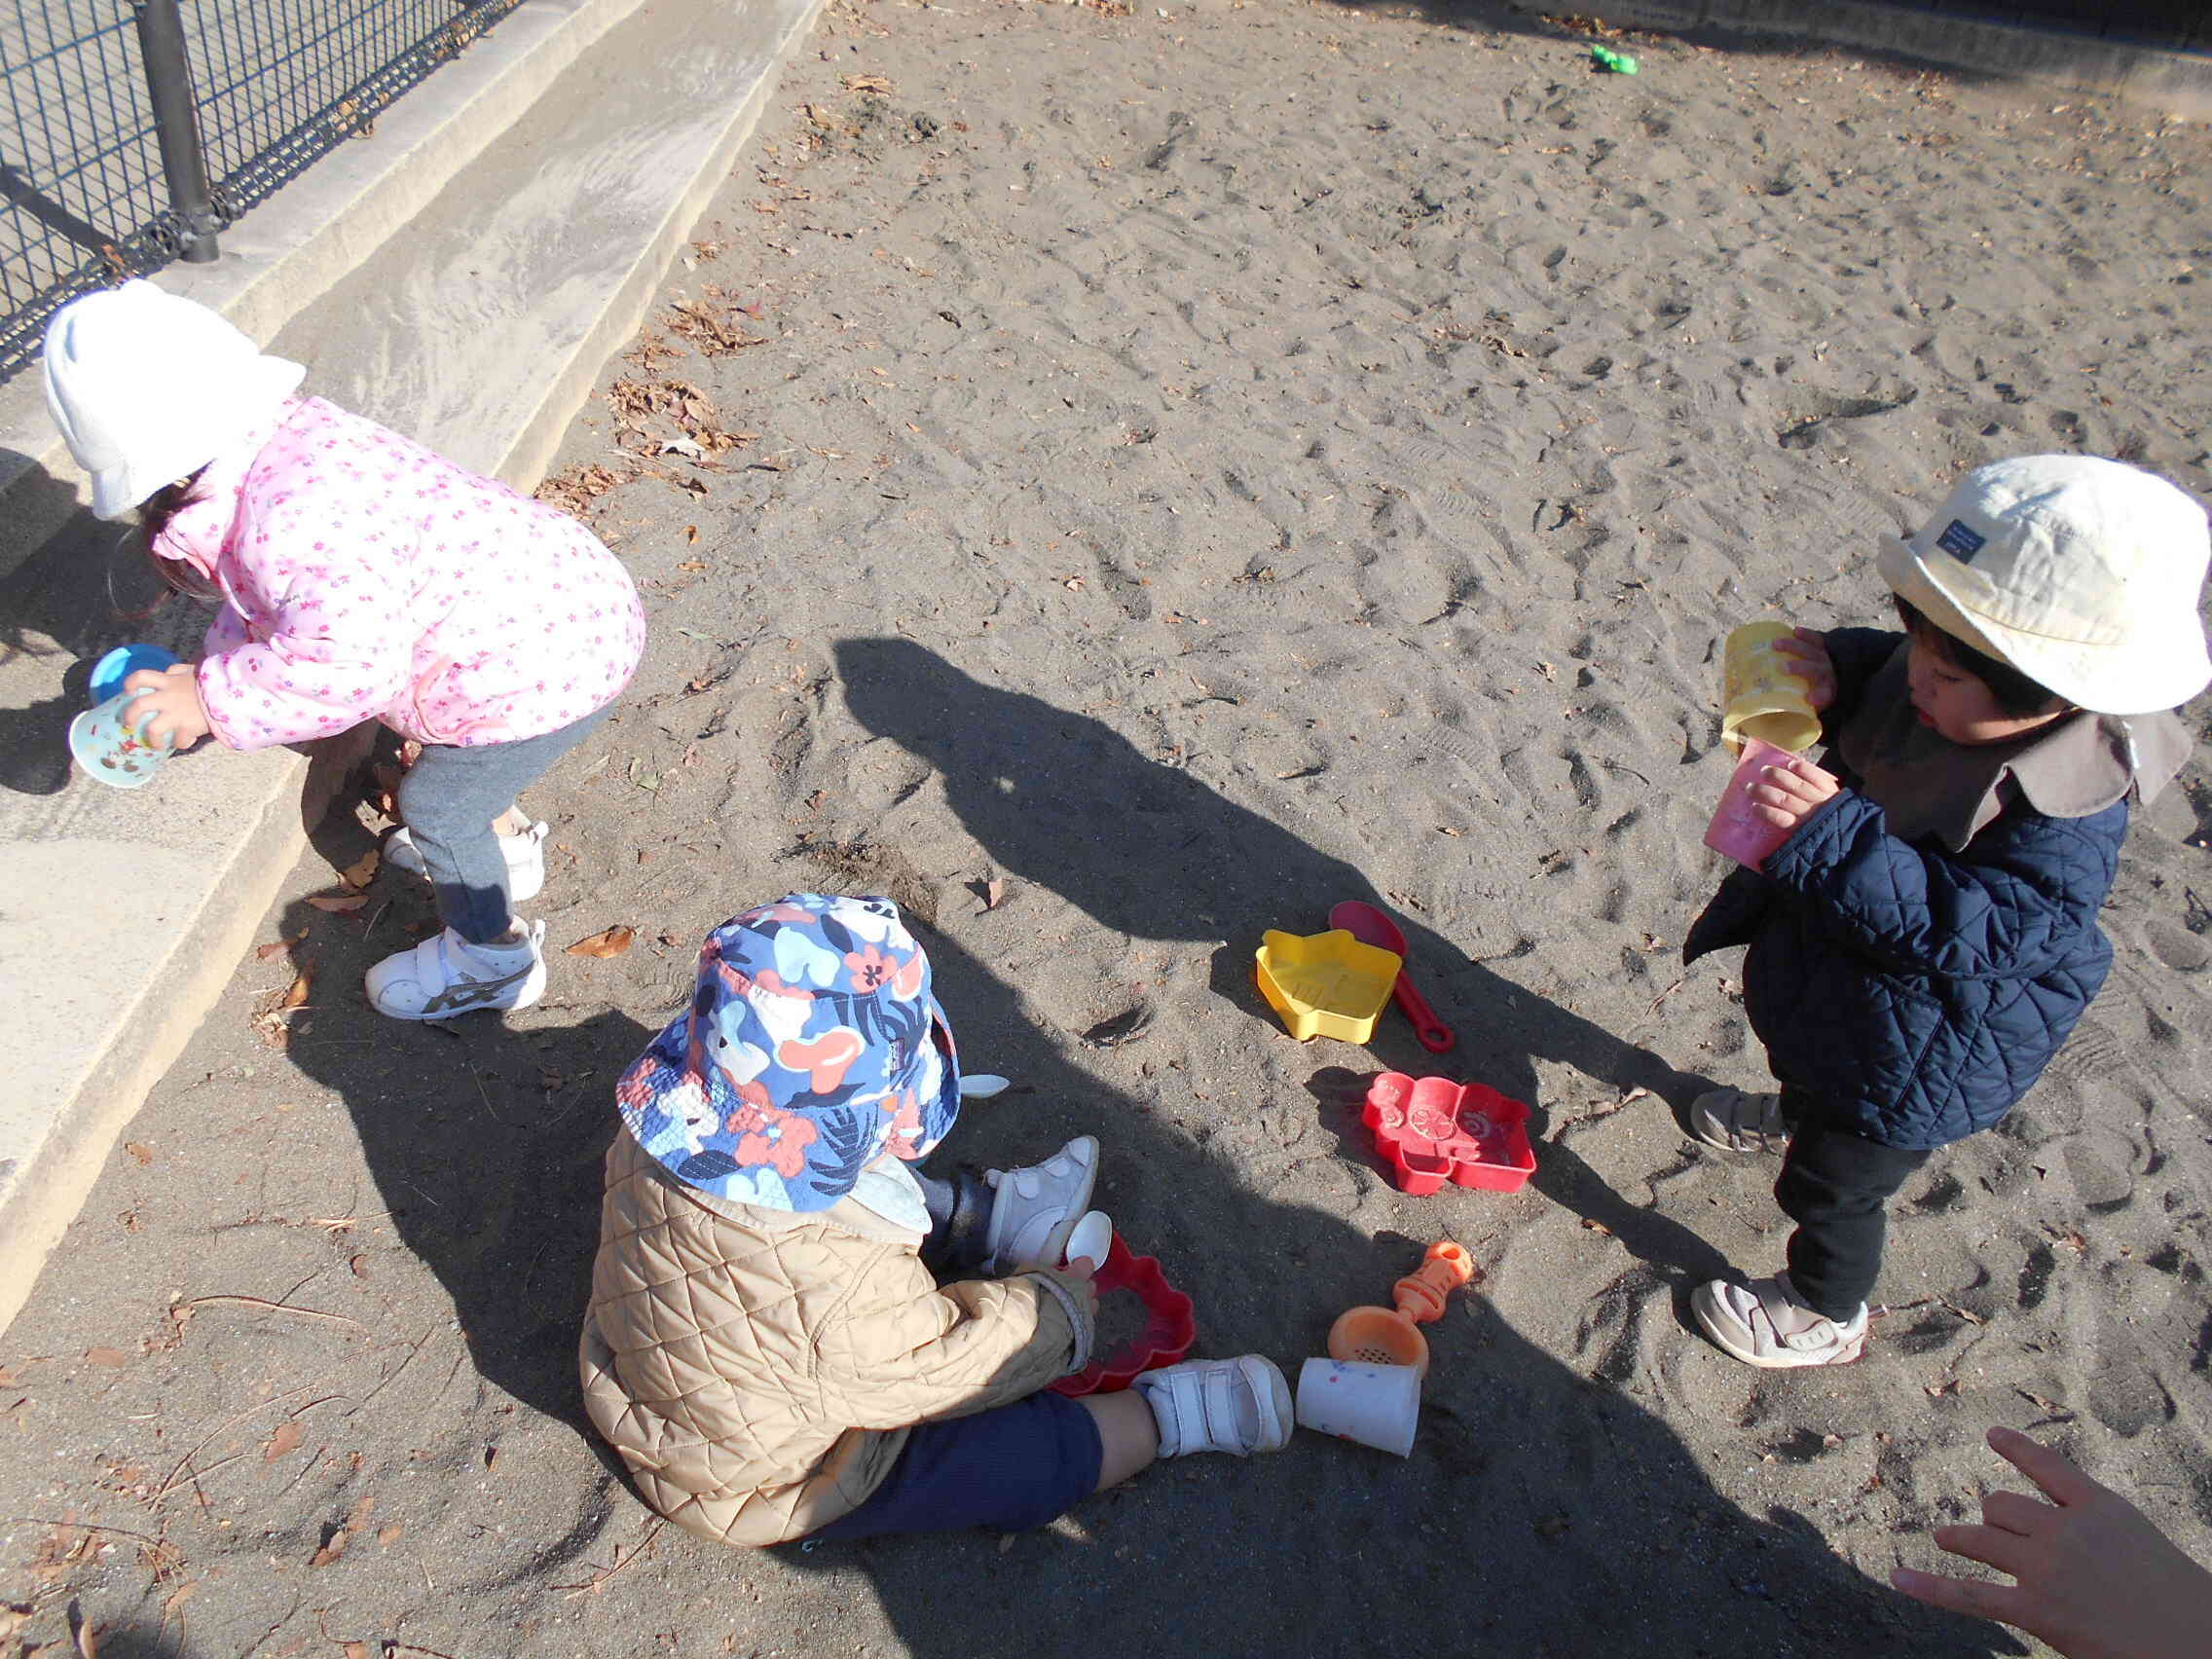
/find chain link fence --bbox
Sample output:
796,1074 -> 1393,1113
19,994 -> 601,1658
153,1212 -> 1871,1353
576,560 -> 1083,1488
1,0 -> 524,387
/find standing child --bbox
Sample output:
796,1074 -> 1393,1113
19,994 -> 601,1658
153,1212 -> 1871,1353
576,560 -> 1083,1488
1680,456 -> 2209,1367
43,280 -> 645,1020
581,894 -> 1293,1544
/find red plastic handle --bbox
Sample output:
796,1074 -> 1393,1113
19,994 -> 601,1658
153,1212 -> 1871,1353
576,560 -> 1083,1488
1392,973 -> 1456,1052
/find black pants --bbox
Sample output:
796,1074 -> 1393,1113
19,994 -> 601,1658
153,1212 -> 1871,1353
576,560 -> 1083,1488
1774,1091 -> 1932,1319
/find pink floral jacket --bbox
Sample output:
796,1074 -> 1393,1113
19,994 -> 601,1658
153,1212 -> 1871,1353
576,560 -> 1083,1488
159,396 -> 645,750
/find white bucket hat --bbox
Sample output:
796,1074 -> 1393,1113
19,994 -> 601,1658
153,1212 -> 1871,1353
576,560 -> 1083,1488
1877,455 -> 2212,717
42,278 -> 306,521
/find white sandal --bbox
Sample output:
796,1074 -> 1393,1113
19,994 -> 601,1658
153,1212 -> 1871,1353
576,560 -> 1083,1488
1688,1087 -> 1789,1154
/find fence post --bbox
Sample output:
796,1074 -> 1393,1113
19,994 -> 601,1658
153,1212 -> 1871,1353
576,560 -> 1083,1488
133,0 -> 222,263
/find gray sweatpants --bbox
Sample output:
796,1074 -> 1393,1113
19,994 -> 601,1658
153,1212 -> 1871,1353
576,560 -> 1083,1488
395,705 -> 611,943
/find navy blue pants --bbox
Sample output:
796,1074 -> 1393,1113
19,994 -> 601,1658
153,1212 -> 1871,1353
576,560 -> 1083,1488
1775,1090 -> 1933,1319
812,1389 -> 1102,1539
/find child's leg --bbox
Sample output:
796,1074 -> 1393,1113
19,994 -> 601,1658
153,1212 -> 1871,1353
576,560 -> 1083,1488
1773,1117 -> 1932,1318
397,709 -> 608,943
914,1168 -> 995,1274
1083,1388 -> 1161,1490
812,1392 -> 1105,1540
811,1357 -> 1287,1541
914,1136 -> 1099,1276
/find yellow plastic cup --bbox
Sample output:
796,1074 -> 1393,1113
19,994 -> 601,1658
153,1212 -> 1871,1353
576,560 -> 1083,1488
1720,621 -> 1822,756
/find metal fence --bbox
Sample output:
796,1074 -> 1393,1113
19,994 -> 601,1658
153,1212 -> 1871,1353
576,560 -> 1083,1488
0,0 -> 525,386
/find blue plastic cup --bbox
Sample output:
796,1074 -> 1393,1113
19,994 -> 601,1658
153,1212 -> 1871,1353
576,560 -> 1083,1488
69,689 -> 175,790
88,643 -> 180,706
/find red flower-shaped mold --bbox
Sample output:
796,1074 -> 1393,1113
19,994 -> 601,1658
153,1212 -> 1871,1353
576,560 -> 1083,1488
1049,1231 -> 1197,1397
1361,1072 -> 1537,1196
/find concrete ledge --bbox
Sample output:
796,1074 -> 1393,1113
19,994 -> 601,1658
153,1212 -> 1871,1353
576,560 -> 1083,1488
0,0 -> 822,1340
1567,1 -> 2212,119
0,0 -> 651,585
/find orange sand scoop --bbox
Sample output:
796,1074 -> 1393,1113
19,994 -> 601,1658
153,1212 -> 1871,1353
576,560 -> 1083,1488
1326,1241 -> 1477,1379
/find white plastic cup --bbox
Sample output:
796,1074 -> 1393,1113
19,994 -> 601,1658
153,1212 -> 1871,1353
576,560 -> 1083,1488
68,689 -> 174,790
1295,1357 -> 1419,1457
1063,1210 -> 1112,1270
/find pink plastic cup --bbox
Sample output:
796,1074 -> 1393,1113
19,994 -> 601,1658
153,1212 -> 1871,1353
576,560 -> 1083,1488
1704,737 -> 1832,870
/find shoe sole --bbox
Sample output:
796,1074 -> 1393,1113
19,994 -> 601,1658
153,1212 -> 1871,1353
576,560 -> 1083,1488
377,978 -> 546,1021
1690,1283 -> 1862,1369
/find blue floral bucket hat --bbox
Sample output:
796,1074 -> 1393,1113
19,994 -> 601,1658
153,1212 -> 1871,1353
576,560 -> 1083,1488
615,894 -> 960,1210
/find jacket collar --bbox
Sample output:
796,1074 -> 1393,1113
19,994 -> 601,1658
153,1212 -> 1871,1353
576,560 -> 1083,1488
1836,642 -> 2189,850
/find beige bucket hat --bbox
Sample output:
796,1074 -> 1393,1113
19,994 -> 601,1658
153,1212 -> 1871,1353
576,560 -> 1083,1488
1877,455 -> 2211,717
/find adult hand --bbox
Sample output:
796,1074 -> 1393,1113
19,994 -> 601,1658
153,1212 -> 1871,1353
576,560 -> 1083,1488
1774,626 -> 1838,710
1891,1425 -> 2212,1659
1745,752 -> 1840,832
122,663 -> 211,750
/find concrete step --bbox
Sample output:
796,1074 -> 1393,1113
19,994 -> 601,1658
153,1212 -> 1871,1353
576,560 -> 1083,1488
0,0 -> 821,1337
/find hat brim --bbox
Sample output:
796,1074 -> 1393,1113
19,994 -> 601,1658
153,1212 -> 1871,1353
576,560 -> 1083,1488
87,354 -> 306,520
1878,534 -> 2211,717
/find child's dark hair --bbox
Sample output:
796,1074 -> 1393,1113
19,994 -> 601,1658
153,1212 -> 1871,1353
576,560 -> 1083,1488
1892,595 -> 2067,718
135,470 -> 218,603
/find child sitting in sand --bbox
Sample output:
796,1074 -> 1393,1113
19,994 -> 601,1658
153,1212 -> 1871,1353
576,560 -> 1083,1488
1679,456 -> 2209,1368
580,894 -> 1292,1543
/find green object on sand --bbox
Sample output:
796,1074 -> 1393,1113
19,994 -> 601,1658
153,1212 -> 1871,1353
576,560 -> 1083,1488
1591,44 -> 1639,74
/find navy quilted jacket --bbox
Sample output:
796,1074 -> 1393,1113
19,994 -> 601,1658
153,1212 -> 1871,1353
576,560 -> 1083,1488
1684,630 -> 2124,1151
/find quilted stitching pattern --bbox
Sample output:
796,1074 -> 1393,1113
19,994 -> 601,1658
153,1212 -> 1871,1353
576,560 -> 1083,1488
580,1132 -> 1080,1545
1692,762 -> 2123,1151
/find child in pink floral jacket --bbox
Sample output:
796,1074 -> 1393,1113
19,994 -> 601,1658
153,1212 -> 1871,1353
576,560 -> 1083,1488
44,280 -> 645,1019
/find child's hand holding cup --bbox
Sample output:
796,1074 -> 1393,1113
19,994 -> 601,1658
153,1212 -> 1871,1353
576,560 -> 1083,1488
1721,621 -> 1827,755
1705,739 -> 1841,870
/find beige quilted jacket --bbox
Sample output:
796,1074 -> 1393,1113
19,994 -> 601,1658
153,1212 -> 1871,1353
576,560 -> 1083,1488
580,1129 -> 1091,1545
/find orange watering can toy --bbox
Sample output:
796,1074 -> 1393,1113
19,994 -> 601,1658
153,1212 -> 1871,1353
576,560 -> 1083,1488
1326,1240 -> 1476,1379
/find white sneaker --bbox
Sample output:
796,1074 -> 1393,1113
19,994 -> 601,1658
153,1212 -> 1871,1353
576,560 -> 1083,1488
382,821 -> 548,903
1135,1355 -> 1294,1457
981,1135 -> 1099,1273
365,920 -> 546,1020
1691,1272 -> 1867,1369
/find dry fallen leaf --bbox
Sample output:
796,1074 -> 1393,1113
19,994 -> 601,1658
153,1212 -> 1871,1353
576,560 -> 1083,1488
377,1526 -> 402,1548
254,934 -> 303,961
345,1643 -> 370,1659
280,969 -> 313,1012
983,877 -> 1005,911
84,1346 -> 129,1368
842,71 -> 894,93
307,894 -> 370,914
566,925 -> 636,959
263,1419 -> 305,1462
349,1255 -> 370,1278
685,524 -> 699,543
124,1142 -> 153,1166
339,850 -> 381,890
310,1534 -> 346,1567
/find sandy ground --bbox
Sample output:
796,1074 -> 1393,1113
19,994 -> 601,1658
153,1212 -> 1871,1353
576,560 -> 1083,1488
6,2 -> 2212,1655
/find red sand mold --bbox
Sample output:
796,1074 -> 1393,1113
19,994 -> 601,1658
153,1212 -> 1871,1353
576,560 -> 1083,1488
1049,1231 -> 1197,1396
1360,1072 -> 1537,1196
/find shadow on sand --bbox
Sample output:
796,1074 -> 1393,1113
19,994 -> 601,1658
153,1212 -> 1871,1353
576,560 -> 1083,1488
262,635 -> 2010,1657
